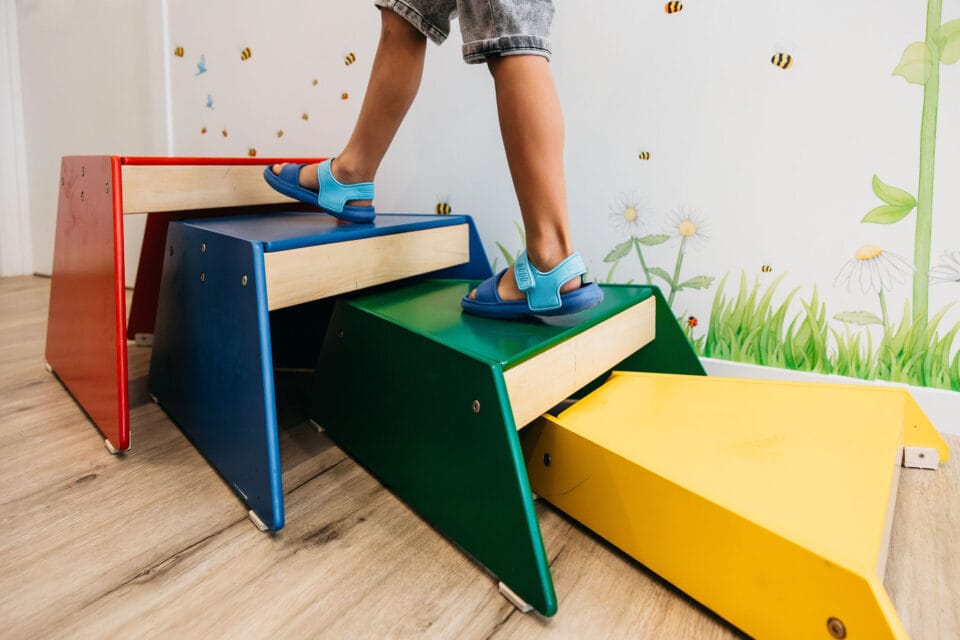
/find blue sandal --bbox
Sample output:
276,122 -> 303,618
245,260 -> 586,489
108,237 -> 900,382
263,158 -> 375,223
461,251 -> 604,319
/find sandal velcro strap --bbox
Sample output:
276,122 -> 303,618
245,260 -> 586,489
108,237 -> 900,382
513,251 -> 587,312
316,158 -> 375,213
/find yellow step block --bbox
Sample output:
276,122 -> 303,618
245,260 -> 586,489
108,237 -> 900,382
522,371 -> 949,639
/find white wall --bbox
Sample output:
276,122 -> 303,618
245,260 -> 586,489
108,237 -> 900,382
163,1 -> 960,324
16,0 -> 168,281
0,0 -> 32,276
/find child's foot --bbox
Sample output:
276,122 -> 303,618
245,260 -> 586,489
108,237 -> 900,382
462,250 -> 603,319
269,160 -> 373,208
467,262 -> 581,303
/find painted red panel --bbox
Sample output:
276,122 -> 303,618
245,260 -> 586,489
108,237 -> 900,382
120,156 -> 327,166
48,155 -> 329,450
46,156 -> 129,450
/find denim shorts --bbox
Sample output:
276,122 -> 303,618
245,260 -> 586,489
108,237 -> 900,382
374,0 -> 555,64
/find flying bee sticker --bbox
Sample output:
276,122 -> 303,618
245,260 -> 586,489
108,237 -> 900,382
221,129 -> 229,138
174,46 -> 185,58
276,129 -> 284,138
312,79 -> 319,86
302,112 -> 310,121
201,126 -> 208,135
345,51 -> 357,66
435,195 -> 452,215
665,1 -> 682,14
638,151 -> 651,160
240,47 -> 252,61
771,52 -> 793,70
761,264 -> 773,273
248,148 -> 257,157
341,92 -> 349,100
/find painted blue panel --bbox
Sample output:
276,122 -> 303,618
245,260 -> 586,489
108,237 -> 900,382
180,212 -> 469,252
149,222 -> 285,530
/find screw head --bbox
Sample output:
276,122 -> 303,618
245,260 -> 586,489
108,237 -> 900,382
201,243 -> 206,253
169,246 -> 174,256
543,453 -> 552,467
337,329 -> 344,339
241,275 -> 248,286
105,182 -> 110,194
827,618 -> 846,639
200,272 -> 206,283
472,400 -> 481,413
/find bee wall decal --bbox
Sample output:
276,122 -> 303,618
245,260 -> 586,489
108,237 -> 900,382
771,52 -> 793,70
221,129 -> 229,138
201,126 -> 208,135
276,130 -> 284,138
435,195 -> 452,215
665,2 -> 682,14
761,264 -> 773,273
174,46 -> 185,58
312,79 -> 319,86
341,92 -> 349,100
248,148 -> 257,157
240,47 -> 252,61
345,52 -> 357,66
638,151 -> 651,160
302,113 -> 310,121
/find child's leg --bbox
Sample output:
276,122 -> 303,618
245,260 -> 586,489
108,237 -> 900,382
269,8 -> 427,206
469,54 -> 581,302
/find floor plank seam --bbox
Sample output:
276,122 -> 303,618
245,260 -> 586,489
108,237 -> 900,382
84,522 -> 243,608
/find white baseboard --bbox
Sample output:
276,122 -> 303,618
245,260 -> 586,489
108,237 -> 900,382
701,358 -> 959,436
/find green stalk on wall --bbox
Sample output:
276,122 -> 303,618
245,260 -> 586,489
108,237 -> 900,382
867,0 -> 960,321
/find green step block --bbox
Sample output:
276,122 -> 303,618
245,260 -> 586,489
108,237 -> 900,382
309,280 -> 704,616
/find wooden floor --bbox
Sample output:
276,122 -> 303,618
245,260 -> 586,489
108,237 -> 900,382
1,275 -> 957,639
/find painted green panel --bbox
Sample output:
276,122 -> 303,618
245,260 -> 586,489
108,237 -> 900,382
349,280 -> 654,370
617,286 -> 706,376
310,300 -> 557,615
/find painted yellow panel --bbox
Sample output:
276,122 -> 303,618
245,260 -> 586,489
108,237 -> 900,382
523,371 -> 948,639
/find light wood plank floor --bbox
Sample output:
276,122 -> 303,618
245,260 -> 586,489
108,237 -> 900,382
1,275 -> 957,639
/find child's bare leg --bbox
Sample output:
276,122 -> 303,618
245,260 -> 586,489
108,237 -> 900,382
270,8 -> 426,206
470,55 -> 581,302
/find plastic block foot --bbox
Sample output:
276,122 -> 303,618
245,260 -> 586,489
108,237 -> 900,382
248,510 -> 269,532
308,419 -> 325,433
498,582 -> 533,613
44,361 -> 53,373
104,438 -> 123,455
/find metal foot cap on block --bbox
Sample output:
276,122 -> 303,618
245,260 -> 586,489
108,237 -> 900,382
44,361 -> 53,373
248,510 -> 269,532
308,419 -> 325,433
498,582 -> 533,613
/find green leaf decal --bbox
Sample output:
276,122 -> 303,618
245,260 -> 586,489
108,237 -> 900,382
941,20 -> 960,64
636,233 -> 670,247
893,41 -> 933,84
604,239 -> 633,262
495,242 -> 515,267
871,174 -> 917,207
862,204 -> 914,224
834,311 -> 884,326
677,275 -> 715,291
648,267 -> 674,287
